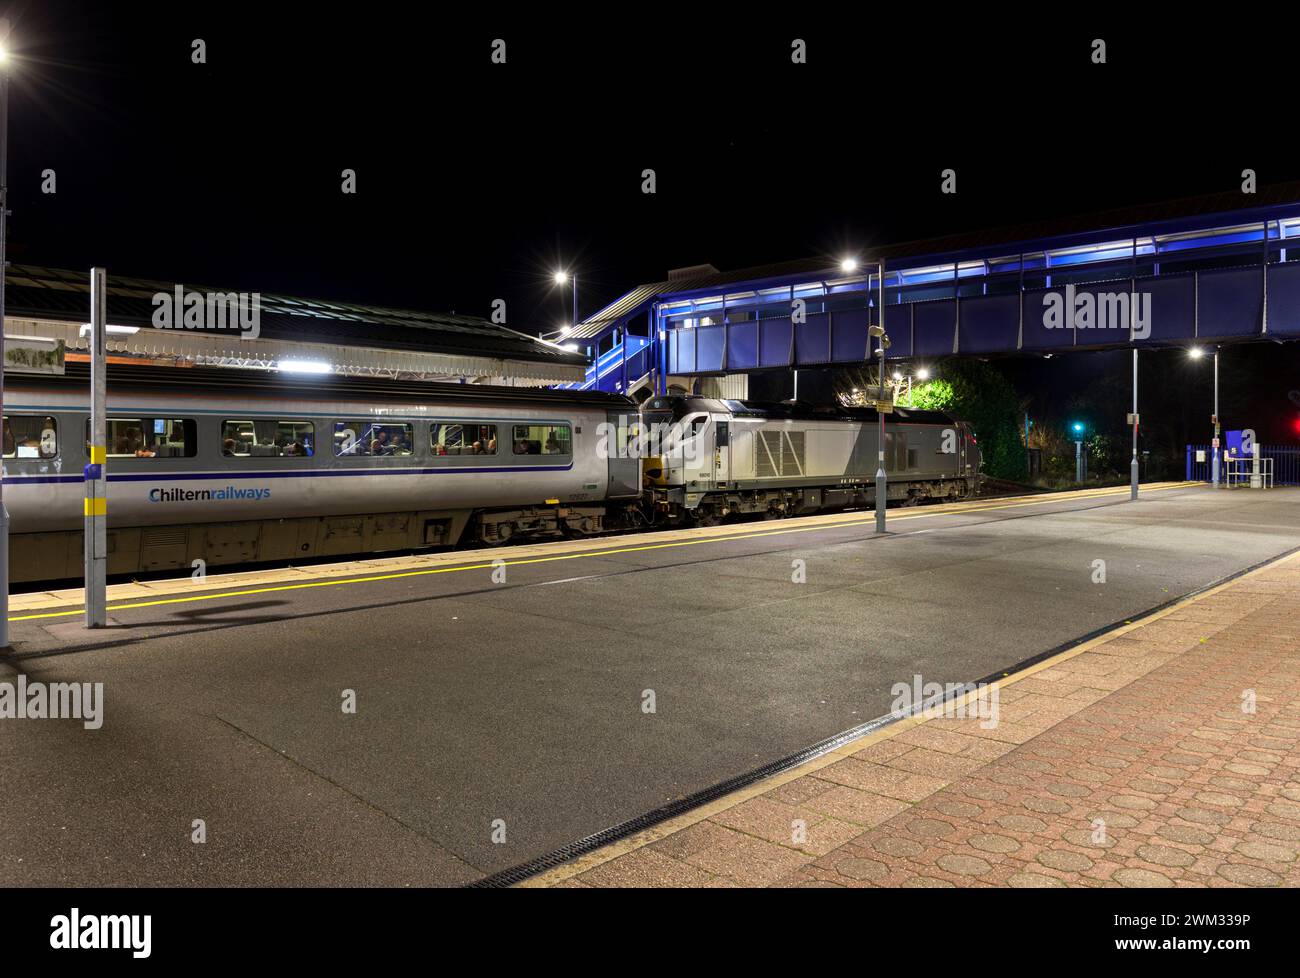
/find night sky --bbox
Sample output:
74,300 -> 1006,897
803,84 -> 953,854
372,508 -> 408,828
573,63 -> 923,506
5,3 -> 1300,446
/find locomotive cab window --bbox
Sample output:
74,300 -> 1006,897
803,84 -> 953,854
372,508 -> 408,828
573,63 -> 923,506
334,421 -> 414,457
432,423 -> 497,456
91,418 -> 196,458
3,415 -> 58,459
222,420 -> 315,457
511,424 -> 571,456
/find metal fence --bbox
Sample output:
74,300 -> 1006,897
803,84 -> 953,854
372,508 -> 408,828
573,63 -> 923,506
1186,445 -> 1300,485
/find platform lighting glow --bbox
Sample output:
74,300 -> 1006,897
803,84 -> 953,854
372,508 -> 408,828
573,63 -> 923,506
0,45 -> 7,64
558,324 -> 571,337
277,358 -> 333,374
916,368 -> 930,380
79,323 -> 140,336
1188,347 -> 1205,359
892,371 -> 903,381
560,342 -> 579,352
554,270 -> 569,285
840,258 -> 858,273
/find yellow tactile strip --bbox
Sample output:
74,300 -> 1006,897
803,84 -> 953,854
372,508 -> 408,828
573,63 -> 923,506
525,547 -> 1300,887
8,482 -> 1197,621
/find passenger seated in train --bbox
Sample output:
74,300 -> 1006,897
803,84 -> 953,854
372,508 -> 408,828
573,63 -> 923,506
114,426 -> 144,455
133,429 -> 156,458
3,418 -> 57,458
544,433 -> 562,454
222,438 -> 237,456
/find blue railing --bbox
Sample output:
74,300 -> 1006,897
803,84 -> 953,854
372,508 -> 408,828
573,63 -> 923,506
1186,445 -> 1300,485
556,334 -> 651,393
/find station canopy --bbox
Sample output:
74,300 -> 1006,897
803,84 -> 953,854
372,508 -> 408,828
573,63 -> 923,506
1,265 -> 586,385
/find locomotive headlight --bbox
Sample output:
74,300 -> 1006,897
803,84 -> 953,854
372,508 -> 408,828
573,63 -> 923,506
643,457 -> 668,486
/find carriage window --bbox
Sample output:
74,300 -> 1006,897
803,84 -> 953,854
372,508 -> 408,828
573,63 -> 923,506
432,423 -> 497,456
334,421 -> 414,457
92,418 -> 196,458
3,415 -> 58,459
222,420 -> 315,458
511,424 -> 571,456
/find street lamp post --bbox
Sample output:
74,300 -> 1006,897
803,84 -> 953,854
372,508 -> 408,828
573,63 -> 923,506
1130,349 -> 1139,501
1190,346 -> 1221,486
0,20 -> 11,649
843,256 -> 889,533
873,261 -> 887,534
1213,346 -> 1221,487
554,270 -> 577,335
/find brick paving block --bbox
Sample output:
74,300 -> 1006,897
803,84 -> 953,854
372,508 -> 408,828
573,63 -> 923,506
764,774 -> 839,808
579,847 -> 724,888
652,819 -> 736,863
671,823 -> 815,887
894,724 -> 986,756
813,758 -> 950,801
888,748 -> 992,779
710,796 -> 862,857
802,784 -> 911,828
849,737 -> 914,764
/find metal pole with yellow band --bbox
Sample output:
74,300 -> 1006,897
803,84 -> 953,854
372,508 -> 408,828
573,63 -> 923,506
84,267 -> 108,627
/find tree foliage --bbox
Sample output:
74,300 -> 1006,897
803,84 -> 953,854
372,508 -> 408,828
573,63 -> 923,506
905,361 -> 1027,481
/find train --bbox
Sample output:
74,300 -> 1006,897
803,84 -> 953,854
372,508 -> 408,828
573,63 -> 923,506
1,365 -> 980,583
638,395 -> 981,523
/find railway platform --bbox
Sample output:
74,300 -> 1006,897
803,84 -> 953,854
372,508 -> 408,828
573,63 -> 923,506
531,549 -> 1300,888
2,482 -> 1299,886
